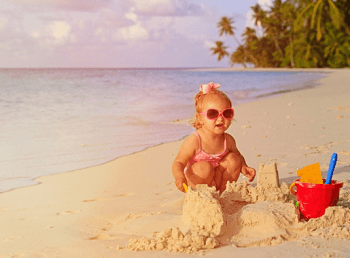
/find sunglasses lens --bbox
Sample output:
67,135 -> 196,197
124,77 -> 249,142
206,109 -> 219,119
223,109 -> 234,119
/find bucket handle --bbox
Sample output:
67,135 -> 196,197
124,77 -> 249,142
290,182 -> 297,196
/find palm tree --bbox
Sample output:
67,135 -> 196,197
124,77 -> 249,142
210,41 -> 229,61
323,23 -> 350,67
230,45 -> 246,65
217,17 -> 243,48
251,4 -> 266,37
242,27 -> 260,66
218,17 -> 235,35
295,0 -> 341,41
242,27 -> 258,44
251,4 -> 265,26
335,0 -> 350,36
293,32 -> 325,67
217,16 -> 247,67
280,1 -> 297,67
266,0 -> 286,59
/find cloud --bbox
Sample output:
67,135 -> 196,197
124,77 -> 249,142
0,16 -> 8,30
125,11 -> 138,23
0,0 -> 223,68
0,19 -> 39,61
94,8 -> 148,43
30,31 -> 40,38
113,23 -> 149,41
245,9 -> 255,29
133,0 -> 175,16
9,0 -> 113,12
47,21 -> 71,40
131,0 -> 204,16
26,20 -> 71,47
97,8 -> 135,28
25,7 -> 137,46
258,0 -> 273,9
203,40 -> 215,49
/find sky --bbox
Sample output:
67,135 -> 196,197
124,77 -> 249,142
0,0 -> 272,68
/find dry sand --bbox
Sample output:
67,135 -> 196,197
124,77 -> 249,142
1,68 -> 350,258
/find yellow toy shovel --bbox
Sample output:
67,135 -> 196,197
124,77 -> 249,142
183,183 -> 188,193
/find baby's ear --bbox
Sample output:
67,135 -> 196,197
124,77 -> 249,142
196,113 -> 204,125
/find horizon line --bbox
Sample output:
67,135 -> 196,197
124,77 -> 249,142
0,67 -> 232,70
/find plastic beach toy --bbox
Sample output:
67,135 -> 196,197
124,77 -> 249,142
325,153 -> 337,184
289,163 -> 322,195
183,183 -> 188,193
297,163 -> 323,184
289,154 -> 343,220
290,179 -> 343,220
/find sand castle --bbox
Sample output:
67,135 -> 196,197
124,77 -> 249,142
126,163 -> 350,253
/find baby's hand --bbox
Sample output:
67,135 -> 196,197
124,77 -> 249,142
242,166 -> 256,182
175,177 -> 187,193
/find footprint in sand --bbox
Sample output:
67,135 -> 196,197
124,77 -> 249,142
1,253 -> 25,258
277,162 -> 288,167
82,193 -> 134,203
330,106 -> 350,114
2,236 -> 22,242
89,233 -> 117,240
341,150 -> 350,156
82,199 -> 101,202
124,211 -> 165,221
301,142 -> 333,157
116,193 -> 134,197
57,210 -> 81,216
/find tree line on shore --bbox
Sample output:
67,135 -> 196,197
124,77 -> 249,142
211,0 -> 350,68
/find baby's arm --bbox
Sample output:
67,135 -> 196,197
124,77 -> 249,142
226,134 -> 256,182
172,134 -> 197,192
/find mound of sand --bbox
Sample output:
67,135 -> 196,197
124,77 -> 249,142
126,179 -> 350,253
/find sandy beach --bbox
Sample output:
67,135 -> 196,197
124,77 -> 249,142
1,68 -> 350,258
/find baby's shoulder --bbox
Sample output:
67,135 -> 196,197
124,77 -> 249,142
224,133 -> 235,142
182,132 -> 199,148
224,133 -> 237,147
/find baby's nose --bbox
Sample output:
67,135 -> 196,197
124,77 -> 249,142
216,114 -> 224,122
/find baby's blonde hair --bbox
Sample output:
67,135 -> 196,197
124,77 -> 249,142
191,88 -> 232,129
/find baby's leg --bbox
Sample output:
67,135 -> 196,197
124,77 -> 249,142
185,161 -> 215,189
218,152 -> 242,194
213,167 -> 222,192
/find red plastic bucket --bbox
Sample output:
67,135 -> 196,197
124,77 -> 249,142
290,179 -> 343,220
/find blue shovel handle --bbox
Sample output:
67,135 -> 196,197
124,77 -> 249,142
325,153 -> 337,184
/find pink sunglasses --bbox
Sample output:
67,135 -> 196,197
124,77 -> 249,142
199,108 -> 234,120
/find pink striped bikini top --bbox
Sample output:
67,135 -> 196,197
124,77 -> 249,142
187,132 -> 228,167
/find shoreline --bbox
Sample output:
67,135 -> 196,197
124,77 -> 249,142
190,67 -> 339,73
1,68 -> 349,257
1,67 -> 340,72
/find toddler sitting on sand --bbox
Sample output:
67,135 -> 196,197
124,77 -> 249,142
172,82 -> 256,194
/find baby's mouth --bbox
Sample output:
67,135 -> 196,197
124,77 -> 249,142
215,123 -> 224,128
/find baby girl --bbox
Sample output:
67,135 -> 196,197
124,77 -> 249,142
172,82 -> 256,194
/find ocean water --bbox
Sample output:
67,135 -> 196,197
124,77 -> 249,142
0,68 -> 325,193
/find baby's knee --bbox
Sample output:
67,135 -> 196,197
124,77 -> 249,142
224,152 -> 242,169
192,161 -> 214,179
